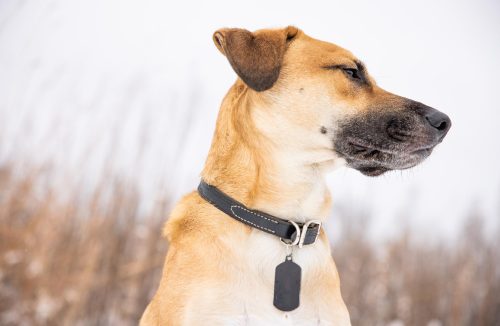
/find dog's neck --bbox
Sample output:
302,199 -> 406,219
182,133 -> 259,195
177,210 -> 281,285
202,82 -> 335,223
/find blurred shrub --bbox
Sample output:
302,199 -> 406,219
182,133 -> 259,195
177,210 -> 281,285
334,208 -> 500,326
0,163 -> 499,325
0,163 -> 167,325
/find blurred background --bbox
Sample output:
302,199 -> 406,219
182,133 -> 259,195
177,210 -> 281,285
1,0 -> 499,325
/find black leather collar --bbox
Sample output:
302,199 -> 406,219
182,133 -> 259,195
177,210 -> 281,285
198,180 -> 321,247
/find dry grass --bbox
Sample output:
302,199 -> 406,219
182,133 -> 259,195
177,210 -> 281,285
0,164 -> 167,325
1,163 -> 499,326
333,210 -> 500,326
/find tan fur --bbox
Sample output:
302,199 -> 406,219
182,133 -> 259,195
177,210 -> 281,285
138,26 -> 398,325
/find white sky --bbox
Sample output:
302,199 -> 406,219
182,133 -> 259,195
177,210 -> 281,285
1,0 -> 499,240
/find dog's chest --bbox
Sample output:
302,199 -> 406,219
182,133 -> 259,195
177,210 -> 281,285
213,273 -> 347,325
235,291 -> 332,326
199,233 -> 349,325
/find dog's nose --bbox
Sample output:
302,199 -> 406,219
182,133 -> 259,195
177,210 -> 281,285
424,109 -> 451,135
407,100 -> 452,138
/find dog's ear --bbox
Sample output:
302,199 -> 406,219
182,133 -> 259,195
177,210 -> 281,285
213,26 -> 299,92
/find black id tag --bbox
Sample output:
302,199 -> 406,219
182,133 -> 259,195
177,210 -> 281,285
273,256 -> 302,311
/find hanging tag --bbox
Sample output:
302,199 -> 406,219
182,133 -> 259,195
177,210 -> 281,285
273,255 -> 301,311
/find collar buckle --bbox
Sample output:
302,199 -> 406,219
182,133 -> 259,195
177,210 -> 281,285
280,220 -> 322,248
298,220 -> 322,248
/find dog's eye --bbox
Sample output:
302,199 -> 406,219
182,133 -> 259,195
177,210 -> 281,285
323,64 -> 366,83
342,68 -> 360,80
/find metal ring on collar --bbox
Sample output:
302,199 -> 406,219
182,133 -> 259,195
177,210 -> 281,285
280,220 -> 301,246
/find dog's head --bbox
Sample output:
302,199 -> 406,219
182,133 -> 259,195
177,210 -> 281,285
213,26 -> 451,176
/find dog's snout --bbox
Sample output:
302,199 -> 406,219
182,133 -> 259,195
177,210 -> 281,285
424,109 -> 451,135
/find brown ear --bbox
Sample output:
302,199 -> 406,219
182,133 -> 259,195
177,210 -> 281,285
213,26 -> 299,92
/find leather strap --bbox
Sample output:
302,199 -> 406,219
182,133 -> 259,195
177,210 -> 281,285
197,180 -> 321,246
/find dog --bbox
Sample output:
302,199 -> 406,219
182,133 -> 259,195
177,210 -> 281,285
140,26 -> 451,325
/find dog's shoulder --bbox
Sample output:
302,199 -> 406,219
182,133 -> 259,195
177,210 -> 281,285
163,190 -> 245,245
163,191 -> 207,242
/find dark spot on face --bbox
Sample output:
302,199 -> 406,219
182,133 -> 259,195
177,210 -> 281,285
320,126 -> 327,134
299,87 -> 304,92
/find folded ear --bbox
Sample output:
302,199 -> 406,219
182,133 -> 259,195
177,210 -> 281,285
213,26 -> 299,92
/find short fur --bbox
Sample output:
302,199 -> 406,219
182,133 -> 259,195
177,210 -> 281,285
141,26 -> 450,325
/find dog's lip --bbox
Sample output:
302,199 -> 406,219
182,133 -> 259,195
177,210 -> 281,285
345,138 -> 436,155
357,166 -> 390,176
410,147 -> 433,156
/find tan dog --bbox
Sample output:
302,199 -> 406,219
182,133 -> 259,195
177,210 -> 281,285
141,26 -> 450,325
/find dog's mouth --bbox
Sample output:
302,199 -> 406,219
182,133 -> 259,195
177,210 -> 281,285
337,140 -> 435,176
357,166 -> 390,177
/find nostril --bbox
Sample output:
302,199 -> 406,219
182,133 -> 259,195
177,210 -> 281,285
436,120 -> 448,131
